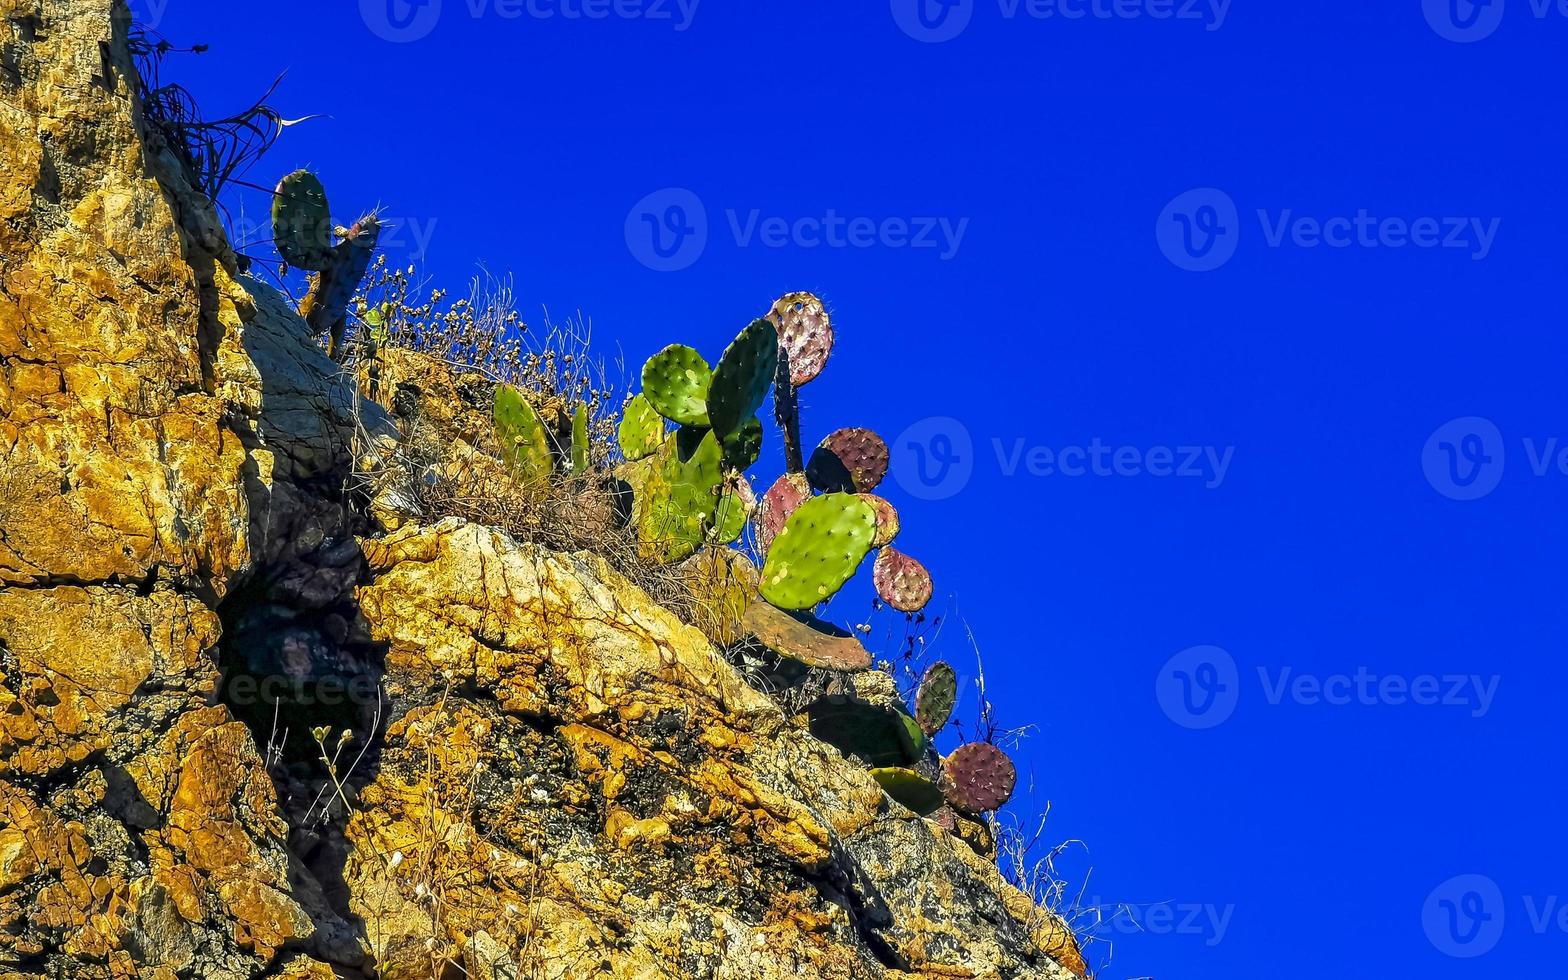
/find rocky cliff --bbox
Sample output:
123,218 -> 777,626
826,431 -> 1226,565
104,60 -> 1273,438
0,2 -> 1085,977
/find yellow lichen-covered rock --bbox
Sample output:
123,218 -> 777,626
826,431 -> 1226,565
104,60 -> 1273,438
348,520 -> 1084,978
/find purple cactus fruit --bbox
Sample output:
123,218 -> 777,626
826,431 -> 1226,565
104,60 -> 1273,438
754,472 -> 812,556
941,742 -> 1017,814
767,291 -> 834,387
873,547 -> 933,613
807,428 -> 889,494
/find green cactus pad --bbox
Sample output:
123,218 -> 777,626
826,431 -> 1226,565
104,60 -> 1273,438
860,494 -> 901,548
915,661 -> 958,737
641,345 -> 712,427
767,291 -> 834,387
712,473 -> 754,545
941,743 -> 1018,814
618,394 -> 665,461
272,170 -> 336,272
759,493 -> 877,611
624,429 -> 725,564
719,416 -> 763,472
740,602 -> 872,672
494,385 -> 554,487
754,473 -> 812,557
807,428 -> 889,494
682,548 -> 758,648
873,547 -> 934,613
805,699 -> 925,768
707,319 -> 779,439
869,768 -> 946,816
571,402 -> 590,475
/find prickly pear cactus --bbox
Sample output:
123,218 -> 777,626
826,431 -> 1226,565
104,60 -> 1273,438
716,416 -> 760,472
300,214 -> 381,353
806,700 -> 925,769
572,402 -> 591,475
767,291 -> 834,386
860,494 -> 901,548
272,169 -> 335,271
623,429 -> 726,563
683,548 -> 759,648
618,394 -> 664,461
754,473 -> 812,557
915,661 -> 958,737
874,547 -> 934,613
759,493 -> 877,611
807,428 -> 890,494
869,767 -> 945,816
712,473 -> 754,546
941,742 -> 1018,814
707,318 -> 779,440
740,602 -> 872,672
494,385 -> 554,488
642,345 -> 712,427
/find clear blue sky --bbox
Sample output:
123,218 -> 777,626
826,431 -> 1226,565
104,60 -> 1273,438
140,0 -> 1564,975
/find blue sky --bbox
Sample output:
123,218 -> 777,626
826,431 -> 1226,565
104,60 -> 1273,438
138,0 -> 1565,975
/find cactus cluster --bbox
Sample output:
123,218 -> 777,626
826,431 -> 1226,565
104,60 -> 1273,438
478,291 -> 1020,820
613,320 -> 783,564
272,169 -> 382,362
847,659 -> 1020,819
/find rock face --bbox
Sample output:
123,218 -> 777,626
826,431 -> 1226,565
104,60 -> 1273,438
0,2 -> 1085,977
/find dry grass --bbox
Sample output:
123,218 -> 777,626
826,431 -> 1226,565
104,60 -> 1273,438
343,262 -> 711,626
